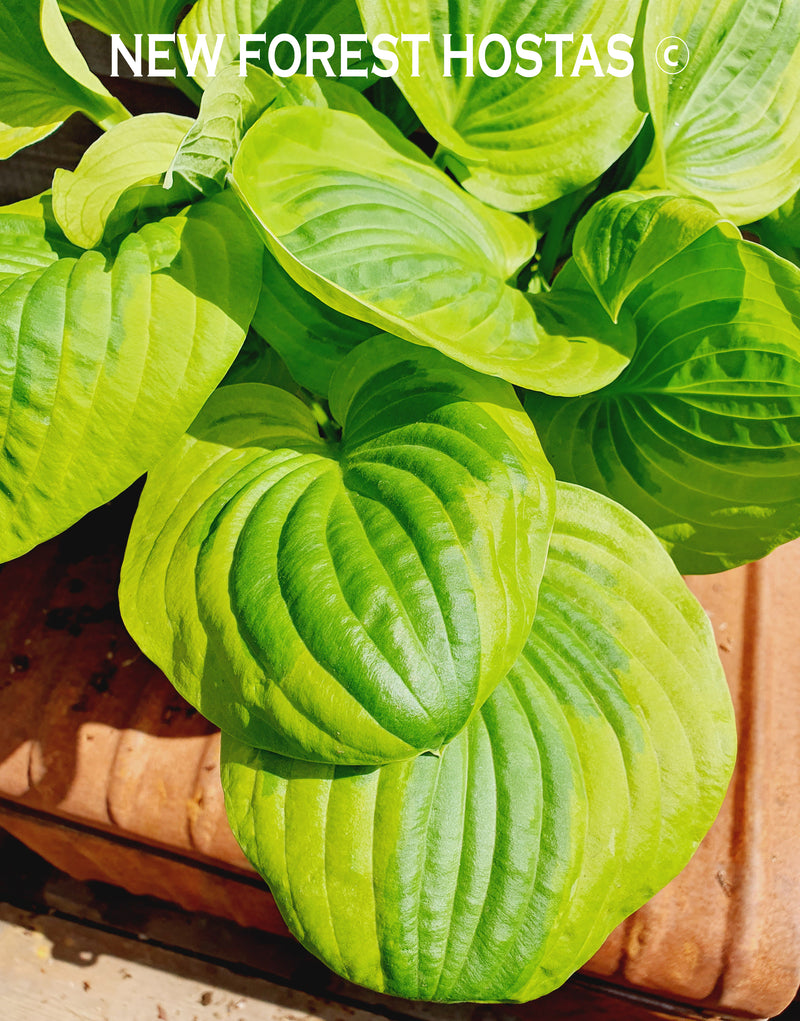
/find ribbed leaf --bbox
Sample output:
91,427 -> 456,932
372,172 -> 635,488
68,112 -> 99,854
635,0 -> 800,223
177,0 -> 367,90
0,193 -> 261,562
357,0 -> 644,212
120,335 -> 555,765
572,191 -> 739,322
52,113 -> 194,249
0,193 -> 81,293
526,228 -> 800,573
232,104 -> 636,395
221,481 -> 735,1002
0,0 -> 128,158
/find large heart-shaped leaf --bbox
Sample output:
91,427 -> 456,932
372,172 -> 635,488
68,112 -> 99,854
178,0 -> 368,90
52,113 -> 195,249
634,0 -> 800,224
120,335 -> 555,765
0,192 -> 261,563
357,0 -> 644,212
221,481 -> 735,1002
0,0 -> 129,158
526,228 -> 800,573
232,104 -> 636,395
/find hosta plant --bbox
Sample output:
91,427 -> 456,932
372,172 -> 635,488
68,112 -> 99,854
2,0 -> 800,1004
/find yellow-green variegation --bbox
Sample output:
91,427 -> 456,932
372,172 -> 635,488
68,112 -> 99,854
0,192 -> 261,563
232,104 -> 636,396
635,0 -> 800,224
357,0 -> 645,212
221,482 -> 736,1002
528,215 -> 800,573
120,335 -> 555,765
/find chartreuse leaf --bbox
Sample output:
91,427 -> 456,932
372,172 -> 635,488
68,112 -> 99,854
120,335 -> 555,765
0,193 -> 261,563
58,0 -> 185,46
177,0 -> 368,90
0,193 -> 81,293
526,228 -> 800,574
232,105 -> 636,395
221,481 -> 735,1003
357,0 -> 644,212
253,250 -> 375,396
635,0 -> 800,224
0,0 -> 129,158
52,113 -> 195,249
573,191 -> 739,322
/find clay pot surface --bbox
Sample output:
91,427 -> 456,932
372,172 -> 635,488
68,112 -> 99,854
0,495 -> 798,1019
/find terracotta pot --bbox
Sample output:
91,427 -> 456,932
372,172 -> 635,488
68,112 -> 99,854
0,491 -> 798,1020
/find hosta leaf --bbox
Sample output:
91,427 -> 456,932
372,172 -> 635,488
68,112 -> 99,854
253,250 -> 375,396
177,0 -> 368,90
221,481 -> 735,1003
52,113 -> 195,249
0,0 -> 129,158
526,228 -> 800,573
220,330 -> 299,393
232,105 -> 636,395
357,0 -> 644,212
0,193 -> 261,563
635,0 -> 800,224
0,193 -> 81,293
754,190 -> 800,268
58,0 -> 185,47
120,335 -> 555,765
573,191 -> 739,322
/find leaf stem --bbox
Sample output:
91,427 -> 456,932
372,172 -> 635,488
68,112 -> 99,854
310,399 -> 341,444
537,196 -> 576,282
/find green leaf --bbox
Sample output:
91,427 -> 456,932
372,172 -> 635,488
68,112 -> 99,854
0,192 -> 261,563
232,104 -> 636,395
220,330 -> 300,394
253,249 -> 375,396
0,193 -> 82,294
120,335 -> 555,765
0,0 -> 129,158
753,190 -> 800,268
52,113 -> 195,249
634,0 -> 800,224
177,0 -> 368,90
220,481 -> 735,1002
572,190 -> 740,322
357,0 -> 645,212
58,0 -> 185,47
526,228 -> 800,573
